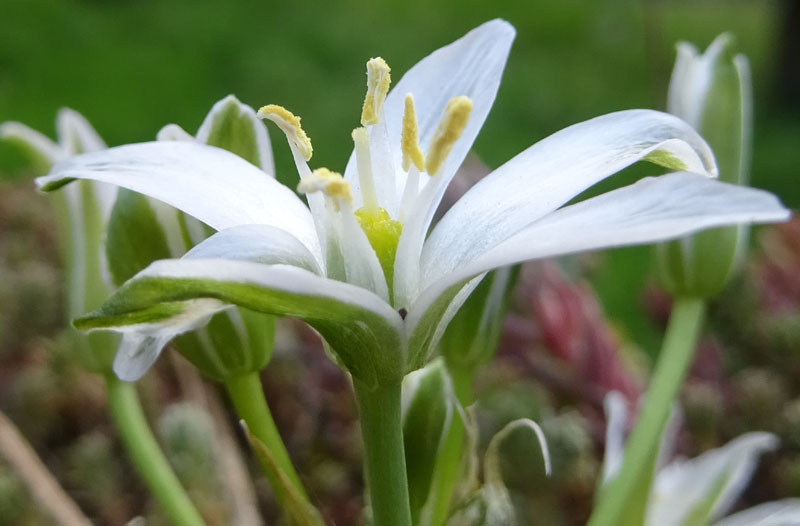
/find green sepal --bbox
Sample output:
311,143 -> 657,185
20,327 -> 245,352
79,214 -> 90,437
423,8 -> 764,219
201,95 -> 264,168
0,134 -> 53,176
440,266 -> 519,372
173,310 -> 275,382
105,189 -> 173,288
655,226 -> 741,299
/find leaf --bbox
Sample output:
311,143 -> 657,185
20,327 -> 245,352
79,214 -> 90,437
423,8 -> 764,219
241,421 -> 325,526
445,418 -> 550,526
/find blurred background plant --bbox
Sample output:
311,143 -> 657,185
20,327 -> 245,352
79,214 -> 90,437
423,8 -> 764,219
0,1 -> 797,524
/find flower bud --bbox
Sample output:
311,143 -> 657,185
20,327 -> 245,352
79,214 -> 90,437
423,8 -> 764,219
439,266 -> 519,372
656,34 -> 752,298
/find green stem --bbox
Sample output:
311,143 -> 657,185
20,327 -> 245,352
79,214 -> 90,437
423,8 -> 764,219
224,373 -> 306,503
354,379 -> 412,526
106,376 -> 204,526
588,297 -> 705,526
427,365 -> 473,526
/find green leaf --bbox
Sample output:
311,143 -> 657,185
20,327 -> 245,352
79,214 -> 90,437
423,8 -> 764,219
242,421 -> 325,526
445,419 -> 550,526
105,189 -> 173,288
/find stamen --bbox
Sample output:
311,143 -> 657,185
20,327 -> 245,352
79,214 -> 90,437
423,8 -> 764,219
361,57 -> 391,126
257,104 -> 313,161
401,94 -> 425,172
297,168 -> 352,211
424,96 -> 473,176
352,127 -> 379,210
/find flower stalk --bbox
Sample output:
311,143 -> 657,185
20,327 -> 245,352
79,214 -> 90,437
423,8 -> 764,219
106,375 -> 205,526
224,372 -> 306,503
588,298 -> 705,526
354,379 -> 412,526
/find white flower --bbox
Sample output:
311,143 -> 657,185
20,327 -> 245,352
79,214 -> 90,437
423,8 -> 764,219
603,392 -> 800,526
36,20 -> 789,385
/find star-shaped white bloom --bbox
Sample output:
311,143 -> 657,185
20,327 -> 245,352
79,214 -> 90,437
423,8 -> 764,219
603,392 -> 800,526
37,20 -> 789,385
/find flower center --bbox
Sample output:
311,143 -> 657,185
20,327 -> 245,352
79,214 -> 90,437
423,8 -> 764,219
354,207 -> 403,294
257,57 -> 474,301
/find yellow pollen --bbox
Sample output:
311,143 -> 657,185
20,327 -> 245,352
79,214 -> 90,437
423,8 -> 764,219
401,94 -> 425,172
257,104 -> 313,161
425,96 -> 473,176
361,57 -> 391,126
296,168 -> 352,211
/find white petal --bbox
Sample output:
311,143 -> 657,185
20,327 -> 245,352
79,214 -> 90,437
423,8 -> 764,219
111,299 -> 226,381
602,391 -> 628,483
157,123 -> 194,142
85,259 -> 403,384
344,19 -> 515,207
421,110 -> 718,296
0,121 -> 64,164
37,141 -> 322,263
411,173 -> 789,332
667,42 -> 700,118
184,224 -> 323,275
714,499 -> 800,526
56,108 -> 107,154
648,432 -> 779,525
394,171 -> 447,308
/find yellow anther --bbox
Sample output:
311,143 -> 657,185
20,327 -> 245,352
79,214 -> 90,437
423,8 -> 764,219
401,94 -> 425,172
257,104 -> 313,161
425,96 -> 473,176
361,57 -> 391,126
297,168 -> 352,211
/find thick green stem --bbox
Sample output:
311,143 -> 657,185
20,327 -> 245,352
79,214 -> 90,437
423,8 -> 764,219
354,379 -> 412,526
588,297 -> 705,526
224,373 -> 306,503
427,365 -> 473,526
106,376 -> 204,526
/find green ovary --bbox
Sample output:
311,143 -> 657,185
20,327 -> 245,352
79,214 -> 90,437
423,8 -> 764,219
355,207 -> 403,303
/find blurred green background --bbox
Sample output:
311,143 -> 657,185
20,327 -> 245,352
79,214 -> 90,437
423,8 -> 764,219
2,0 -> 795,351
